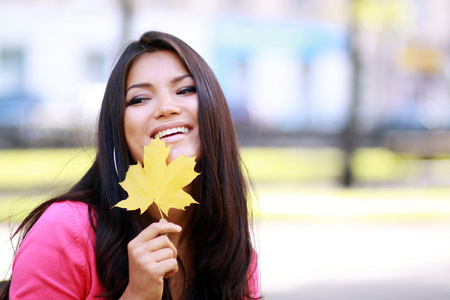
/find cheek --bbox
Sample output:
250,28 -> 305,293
123,112 -> 144,162
124,110 -> 146,139
189,130 -> 201,158
123,115 -> 136,143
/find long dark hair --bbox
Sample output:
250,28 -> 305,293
1,31 -> 257,300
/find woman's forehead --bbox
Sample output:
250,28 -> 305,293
126,51 -> 190,85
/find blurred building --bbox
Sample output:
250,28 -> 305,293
351,0 -> 450,155
0,0 -> 449,148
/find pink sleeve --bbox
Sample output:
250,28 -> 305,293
9,201 -> 102,299
248,251 -> 260,299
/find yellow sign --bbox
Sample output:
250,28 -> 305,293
399,46 -> 443,73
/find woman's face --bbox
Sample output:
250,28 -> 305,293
124,50 -> 200,165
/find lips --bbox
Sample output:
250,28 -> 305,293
152,126 -> 191,139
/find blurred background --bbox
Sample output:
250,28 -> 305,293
1,0 -> 450,299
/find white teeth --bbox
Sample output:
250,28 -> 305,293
154,126 -> 190,139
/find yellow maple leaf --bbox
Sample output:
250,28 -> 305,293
113,138 -> 200,218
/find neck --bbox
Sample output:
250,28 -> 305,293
166,205 -> 194,230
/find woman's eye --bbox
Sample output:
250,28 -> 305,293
178,86 -> 196,95
127,97 -> 150,106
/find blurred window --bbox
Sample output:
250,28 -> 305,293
225,57 -> 249,125
225,0 -> 241,10
0,47 -> 25,94
84,52 -> 107,82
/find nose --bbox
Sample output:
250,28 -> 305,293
153,92 -> 181,119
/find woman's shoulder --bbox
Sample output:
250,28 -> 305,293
10,202 -> 101,298
26,200 -> 95,244
43,200 -> 91,217
37,200 -> 93,227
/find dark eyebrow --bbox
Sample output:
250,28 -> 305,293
171,74 -> 193,84
125,74 -> 193,95
125,82 -> 152,95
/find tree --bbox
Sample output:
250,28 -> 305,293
340,0 -> 412,187
118,0 -> 133,46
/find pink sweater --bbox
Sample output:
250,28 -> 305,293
10,201 -> 260,299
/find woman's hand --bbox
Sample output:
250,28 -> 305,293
120,221 -> 182,300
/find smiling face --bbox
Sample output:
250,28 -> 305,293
124,50 -> 200,165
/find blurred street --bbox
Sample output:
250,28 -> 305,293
259,220 -> 450,299
256,189 -> 450,299
2,191 -> 450,299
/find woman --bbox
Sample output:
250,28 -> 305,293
1,31 -> 259,299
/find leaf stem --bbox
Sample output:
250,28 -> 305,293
157,205 -> 165,221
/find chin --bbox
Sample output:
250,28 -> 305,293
168,148 -> 197,162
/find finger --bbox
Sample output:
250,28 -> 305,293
150,247 -> 177,263
159,219 -> 167,236
128,236 -> 177,261
164,269 -> 177,279
133,257 -> 178,283
141,257 -> 178,280
158,258 -> 178,278
134,222 -> 181,242
144,235 -> 177,258
129,234 -> 178,262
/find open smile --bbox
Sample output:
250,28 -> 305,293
152,126 -> 191,139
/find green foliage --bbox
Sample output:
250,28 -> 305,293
1,147 -> 450,222
0,148 -> 94,191
241,147 -> 343,183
